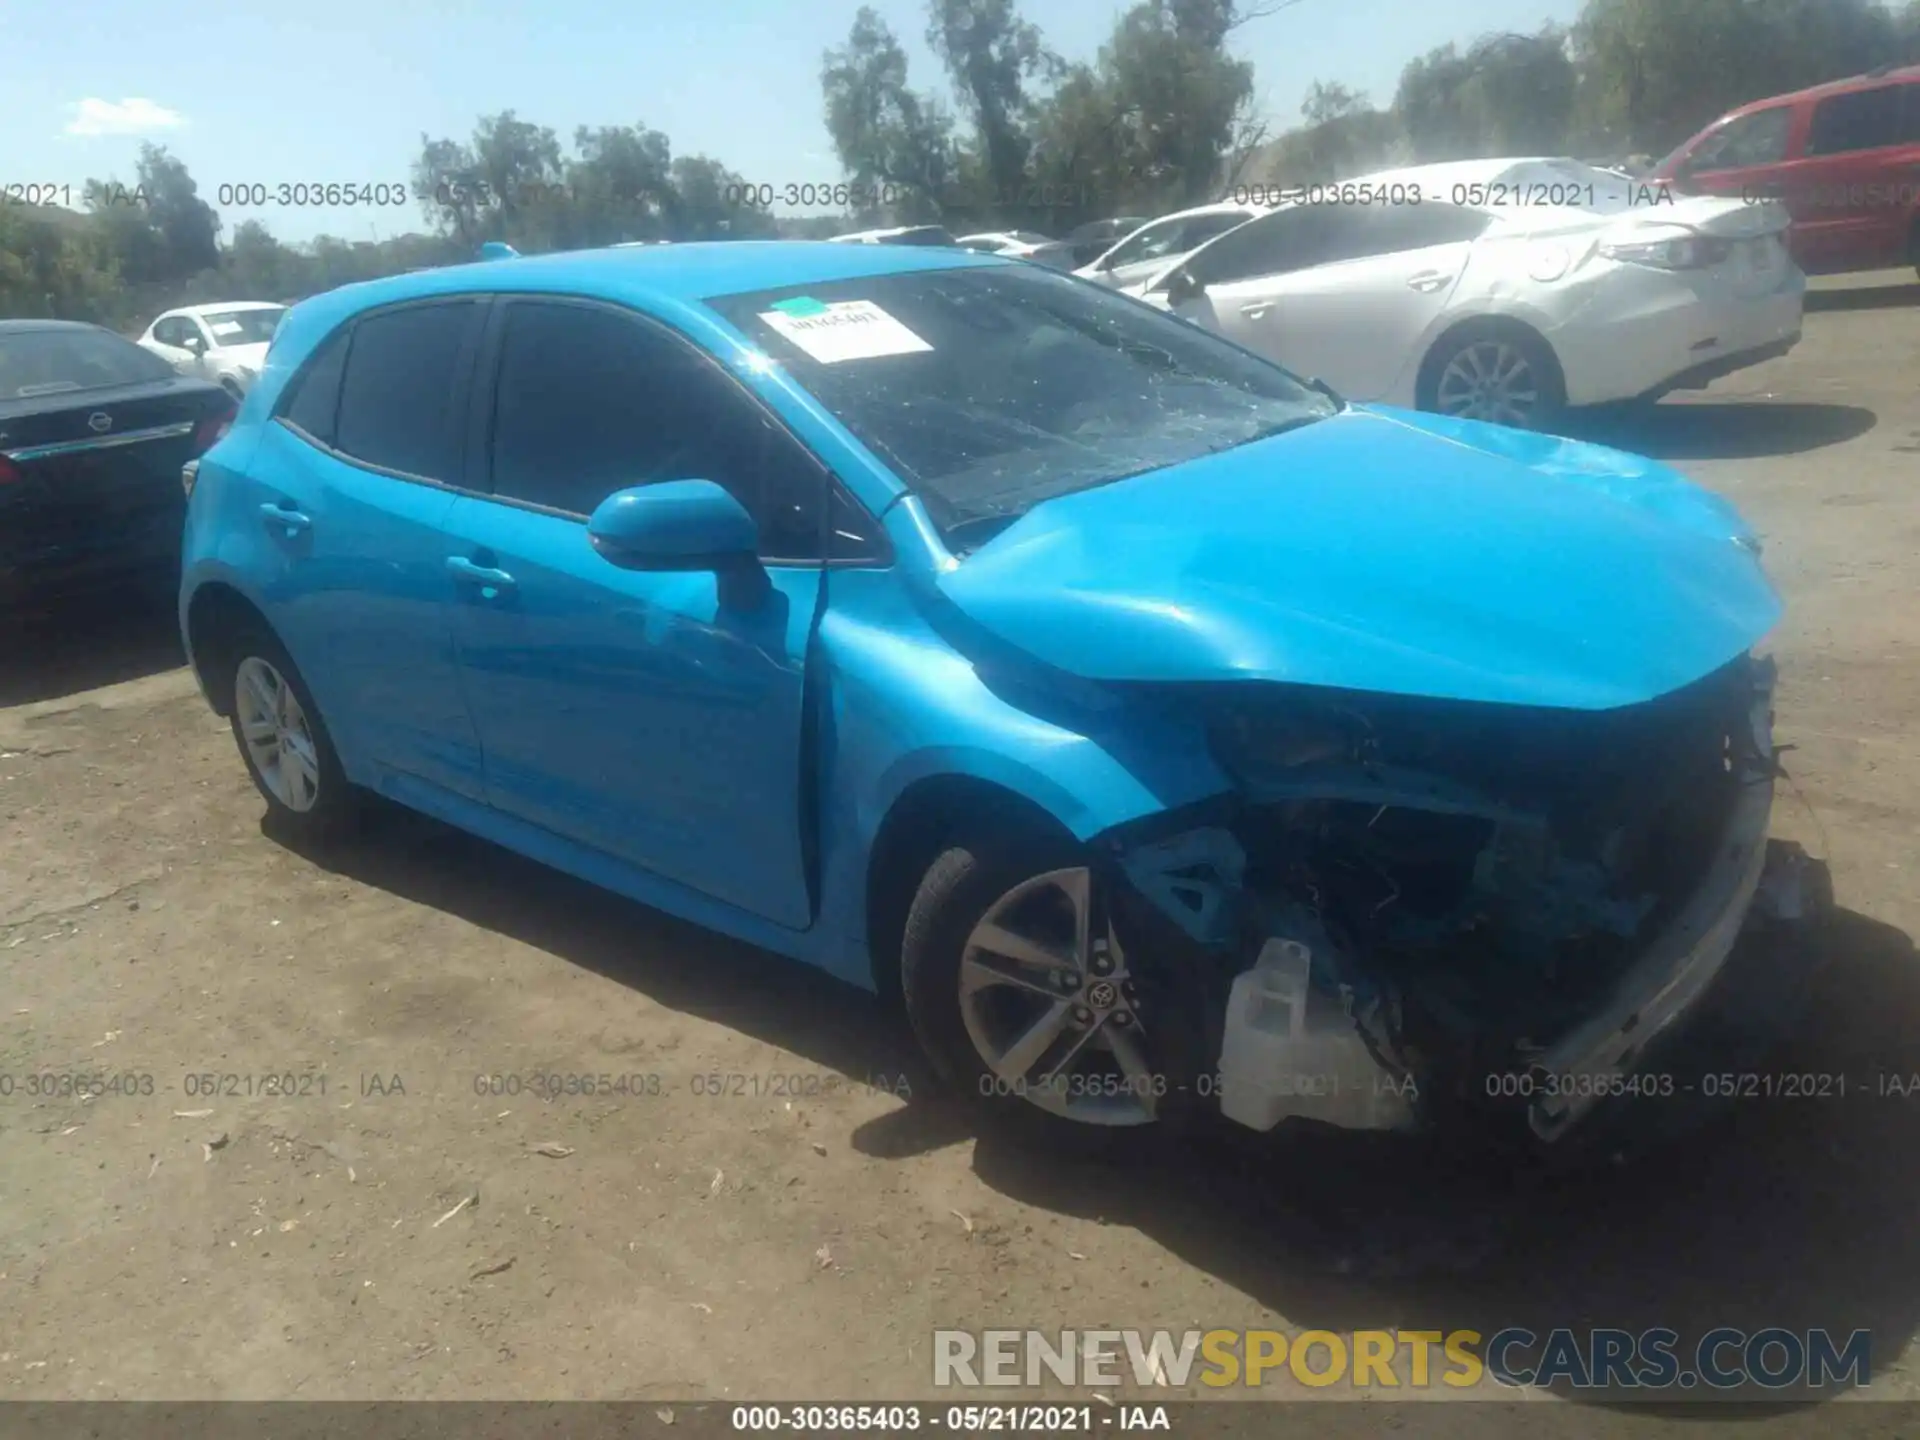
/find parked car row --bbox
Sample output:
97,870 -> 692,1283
1134,156 -> 1806,431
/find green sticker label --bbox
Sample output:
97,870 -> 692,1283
770,296 -> 831,317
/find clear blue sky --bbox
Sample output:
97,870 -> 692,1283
11,0 -> 1586,246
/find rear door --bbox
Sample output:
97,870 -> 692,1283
1800,81 -> 1920,271
246,299 -> 488,800
1267,205 -> 1493,401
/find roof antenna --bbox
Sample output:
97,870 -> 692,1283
479,241 -> 520,261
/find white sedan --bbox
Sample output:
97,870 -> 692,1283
954,230 -> 1079,269
1072,202 -> 1267,293
1138,158 -> 1805,430
137,302 -> 287,397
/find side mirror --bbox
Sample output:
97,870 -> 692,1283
587,480 -> 759,573
1162,269 -> 1204,307
183,334 -> 207,354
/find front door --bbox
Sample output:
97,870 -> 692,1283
443,297 -> 829,928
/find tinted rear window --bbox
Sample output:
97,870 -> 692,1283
278,328 -> 351,445
0,328 -> 175,399
333,303 -> 476,481
1809,85 -> 1903,155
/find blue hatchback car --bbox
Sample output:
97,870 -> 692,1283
180,241 -> 1824,1152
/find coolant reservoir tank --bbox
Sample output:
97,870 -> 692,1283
1216,938 -> 1416,1133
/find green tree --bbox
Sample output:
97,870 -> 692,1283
137,144 -> 222,277
925,0 -> 1061,213
1571,0 -> 1903,155
1022,0 -> 1256,221
0,204 -> 123,320
821,6 -> 958,220
1395,30 -> 1575,162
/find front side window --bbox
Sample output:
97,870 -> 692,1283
152,317 -> 195,348
1342,204 -> 1493,259
333,301 -> 477,482
704,264 -> 1337,546
1103,219 -> 1186,268
0,327 -> 175,398
1179,210 -> 1259,250
1182,206 -> 1358,285
485,300 -> 827,562
1809,85 -> 1904,156
1689,107 -> 1793,171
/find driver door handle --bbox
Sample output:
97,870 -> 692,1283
259,502 -> 311,538
1239,302 -> 1276,319
1406,271 -> 1452,293
446,555 -> 517,597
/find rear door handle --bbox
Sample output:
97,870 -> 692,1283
260,502 -> 311,538
446,555 -> 517,597
1406,271 -> 1452,293
1239,302 -> 1276,319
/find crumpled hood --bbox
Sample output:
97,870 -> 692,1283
935,405 -> 1780,711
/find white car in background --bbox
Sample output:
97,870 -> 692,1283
1139,158 -> 1805,430
829,225 -> 962,247
137,302 -> 287,397
1072,202 -> 1267,293
954,230 -> 1079,269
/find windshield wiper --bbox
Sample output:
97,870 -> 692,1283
941,512 -> 1023,553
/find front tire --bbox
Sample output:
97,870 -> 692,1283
900,831 -> 1171,1149
225,624 -> 360,843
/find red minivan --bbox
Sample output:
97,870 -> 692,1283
1652,64 -> 1920,277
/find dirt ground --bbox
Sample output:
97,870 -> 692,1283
3,274 -> 1919,1429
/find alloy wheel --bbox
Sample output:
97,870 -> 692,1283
957,866 -> 1159,1127
1435,339 -> 1540,428
234,656 -> 323,813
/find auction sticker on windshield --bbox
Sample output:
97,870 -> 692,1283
759,297 -> 932,364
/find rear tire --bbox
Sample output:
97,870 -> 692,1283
1419,321 -> 1567,433
223,622 -> 361,844
900,827 -> 1174,1153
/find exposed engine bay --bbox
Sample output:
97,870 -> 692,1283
1107,652 -> 1799,1144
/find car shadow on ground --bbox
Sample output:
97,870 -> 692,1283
1805,281 -> 1920,313
0,587 -> 185,708
286,805 -> 1920,1412
949,903 -> 1920,1412
1564,401 -> 1877,462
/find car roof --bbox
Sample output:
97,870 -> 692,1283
1157,201 -> 1266,222
278,240 -> 1000,337
829,226 -> 954,242
0,318 -> 108,336
1728,62 -> 1920,116
163,300 -> 286,318
1337,156 -> 1561,193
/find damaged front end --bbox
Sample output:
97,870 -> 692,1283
1102,652 -> 1825,1149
